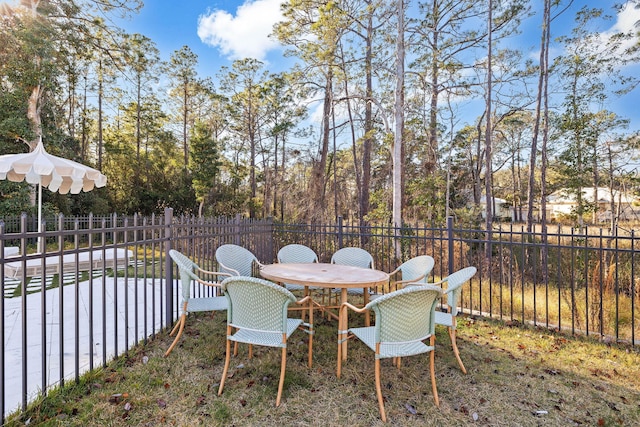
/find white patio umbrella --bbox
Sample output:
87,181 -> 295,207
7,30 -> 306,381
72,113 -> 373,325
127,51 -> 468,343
0,137 -> 107,247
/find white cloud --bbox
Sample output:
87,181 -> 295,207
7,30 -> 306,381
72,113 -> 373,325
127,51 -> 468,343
197,0 -> 284,61
594,1 -> 640,55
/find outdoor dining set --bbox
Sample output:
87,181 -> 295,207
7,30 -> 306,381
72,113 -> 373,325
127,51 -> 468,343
167,243 -> 476,423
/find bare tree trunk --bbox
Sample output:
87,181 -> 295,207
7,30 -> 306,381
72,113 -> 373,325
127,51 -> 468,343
484,0 -> 494,259
311,70 -> 333,221
393,0 -> 405,259
98,58 -> 103,169
361,9 -> 373,227
527,0 -> 550,233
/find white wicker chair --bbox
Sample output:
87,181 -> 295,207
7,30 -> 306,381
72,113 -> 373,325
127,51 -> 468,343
215,244 -> 263,277
337,284 -> 443,422
372,255 -> 435,300
277,244 -> 319,292
330,247 -> 374,295
217,276 -> 314,407
165,250 -> 230,357
430,266 -> 477,374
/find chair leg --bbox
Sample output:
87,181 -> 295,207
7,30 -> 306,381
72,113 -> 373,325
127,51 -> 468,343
218,326 -> 233,396
169,317 -> 181,336
308,299 -> 314,368
430,335 -> 439,407
276,339 -> 287,407
374,358 -> 387,423
448,326 -> 467,374
164,314 -> 186,357
337,332 -> 343,378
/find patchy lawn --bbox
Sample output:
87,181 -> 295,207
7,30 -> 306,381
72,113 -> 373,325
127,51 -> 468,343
9,311 -> 640,426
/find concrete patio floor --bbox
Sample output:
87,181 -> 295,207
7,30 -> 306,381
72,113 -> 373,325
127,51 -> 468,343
2,275 -> 167,417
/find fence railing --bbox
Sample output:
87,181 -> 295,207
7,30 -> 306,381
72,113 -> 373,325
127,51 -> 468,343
1,210 -> 638,422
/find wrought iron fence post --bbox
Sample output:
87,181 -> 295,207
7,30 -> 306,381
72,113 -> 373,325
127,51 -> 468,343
447,216 -> 454,275
164,208 -> 174,328
338,216 -> 343,249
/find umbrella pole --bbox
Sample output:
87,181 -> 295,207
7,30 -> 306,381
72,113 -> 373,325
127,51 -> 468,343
38,182 -> 43,252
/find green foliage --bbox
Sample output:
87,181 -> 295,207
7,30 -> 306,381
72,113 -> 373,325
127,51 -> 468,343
189,120 -> 222,208
0,181 -> 32,218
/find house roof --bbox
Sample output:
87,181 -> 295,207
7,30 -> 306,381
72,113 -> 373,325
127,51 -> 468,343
547,187 -> 636,204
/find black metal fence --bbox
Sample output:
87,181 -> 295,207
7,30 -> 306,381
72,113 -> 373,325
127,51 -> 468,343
1,210 -> 638,422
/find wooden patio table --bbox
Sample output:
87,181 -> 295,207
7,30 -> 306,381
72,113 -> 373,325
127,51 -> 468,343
260,262 -> 389,362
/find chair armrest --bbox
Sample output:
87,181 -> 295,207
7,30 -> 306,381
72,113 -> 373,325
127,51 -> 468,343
251,259 -> 265,277
339,301 -> 368,317
394,273 -> 426,286
196,266 -> 232,279
194,276 -> 224,288
388,266 -> 401,276
294,295 -> 314,306
407,276 -> 446,288
217,261 -> 240,276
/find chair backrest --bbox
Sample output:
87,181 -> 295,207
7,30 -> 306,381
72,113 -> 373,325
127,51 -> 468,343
215,244 -> 257,277
221,276 -> 296,336
397,255 -> 435,284
277,244 -> 318,264
169,249 -> 200,301
442,266 -> 476,316
331,247 -> 374,269
365,284 -> 442,345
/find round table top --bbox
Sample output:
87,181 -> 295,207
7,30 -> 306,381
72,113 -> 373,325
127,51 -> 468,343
260,262 -> 389,289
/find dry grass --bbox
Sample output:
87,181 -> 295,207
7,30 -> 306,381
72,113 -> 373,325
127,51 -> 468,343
8,307 -> 640,427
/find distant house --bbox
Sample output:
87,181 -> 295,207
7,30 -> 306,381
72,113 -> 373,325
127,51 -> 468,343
479,196 -> 510,220
546,187 -> 640,222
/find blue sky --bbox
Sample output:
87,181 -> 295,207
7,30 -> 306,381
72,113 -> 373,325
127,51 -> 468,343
117,0 -> 640,134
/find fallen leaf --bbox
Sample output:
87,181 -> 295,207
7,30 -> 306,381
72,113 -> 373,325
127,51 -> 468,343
157,399 -> 167,409
124,402 -> 132,411
472,413 -> 479,421
196,395 -> 206,406
164,382 -> 170,389
405,403 -> 417,415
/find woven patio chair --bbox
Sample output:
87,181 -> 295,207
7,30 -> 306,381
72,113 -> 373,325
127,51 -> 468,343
430,266 -> 477,374
165,249 -> 230,357
215,244 -> 264,277
277,244 -> 319,292
330,247 -> 374,295
337,284 -> 443,422
217,276 -> 314,407
372,255 -> 435,299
